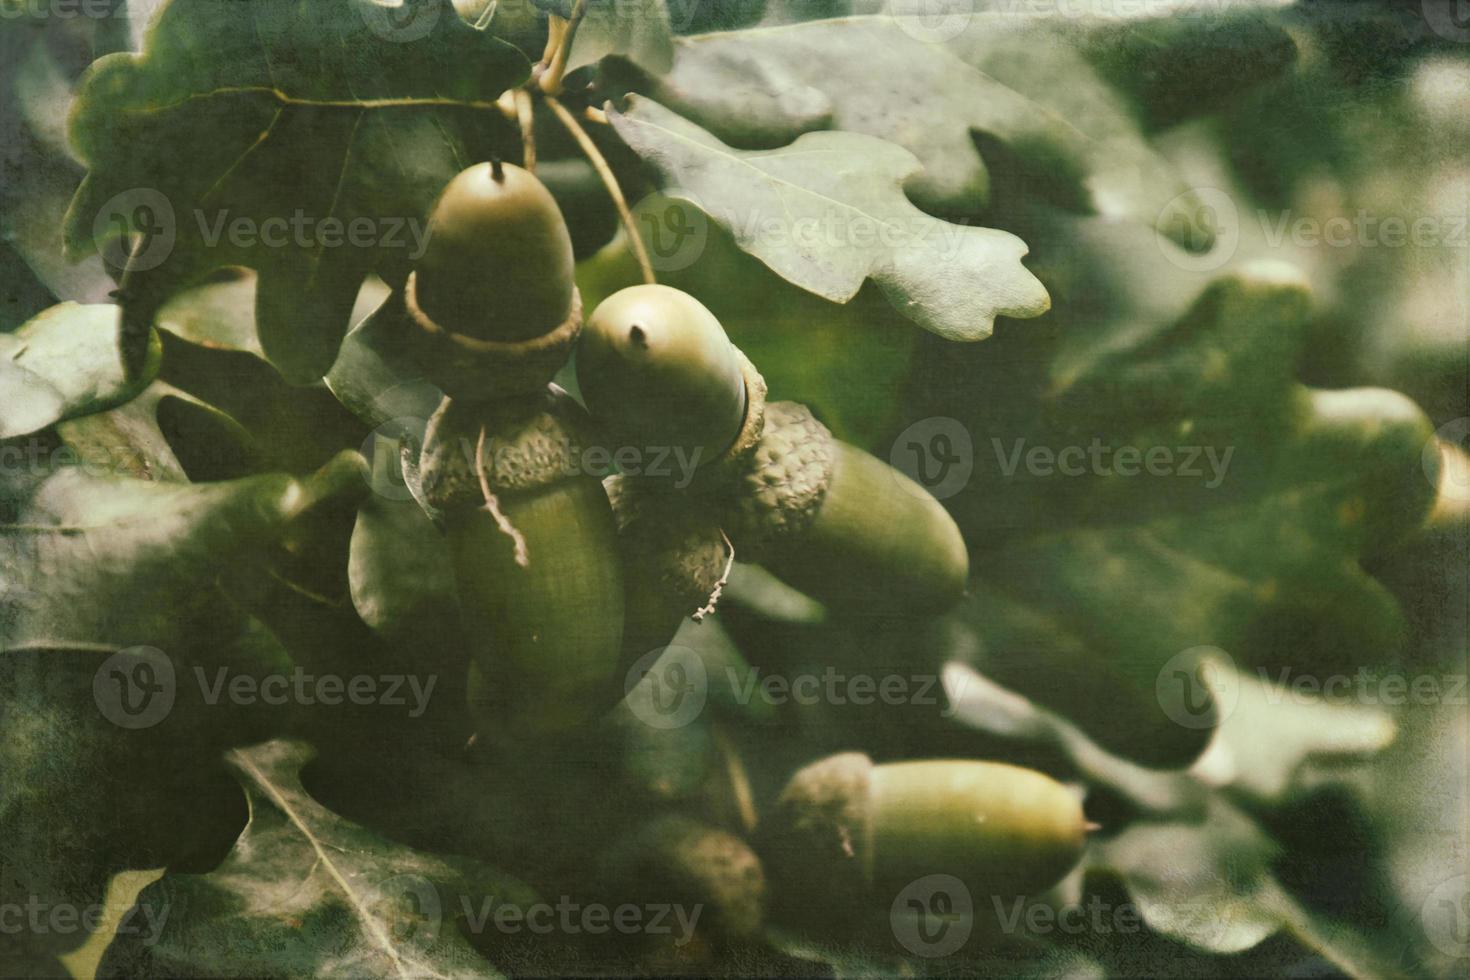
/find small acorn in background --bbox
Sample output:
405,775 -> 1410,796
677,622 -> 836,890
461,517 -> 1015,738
760,753 -> 1086,930
596,813 -> 767,971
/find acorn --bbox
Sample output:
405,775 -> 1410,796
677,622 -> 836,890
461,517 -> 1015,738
396,160 -> 583,402
732,401 -> 968,616
415,160 -> 575,344
577,285 -> 967,621
604,472 -> 731,670
761,753 -> 1086,928
578,284 -> 751,471
596,813 -> 766,968
419,387 -> 625,737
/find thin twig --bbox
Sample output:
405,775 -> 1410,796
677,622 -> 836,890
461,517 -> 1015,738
545,94 -> 655,285
692,528 -> 735,622
515,89 -> 536,172
538,0 -> 588,96
583,105 -> 608,126
476,425 -> 529,567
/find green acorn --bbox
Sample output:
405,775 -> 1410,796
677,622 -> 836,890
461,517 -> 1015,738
731,402 -> 968,616
419,387 -> 625,737
576,284 -> 967,620
397,161 -> 584,402
415,160 -> 575,344
596,813 -> 766,969
761,753 -> 1086,926
578,284 -> 751,471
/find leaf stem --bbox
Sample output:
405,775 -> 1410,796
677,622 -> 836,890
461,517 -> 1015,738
544,94 -> 655,285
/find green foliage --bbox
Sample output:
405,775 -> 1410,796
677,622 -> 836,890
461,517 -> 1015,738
0,2 -> 1464,977
65,0 -> 529,382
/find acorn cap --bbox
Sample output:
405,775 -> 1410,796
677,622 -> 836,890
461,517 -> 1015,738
402,277 -> 583,401
418,386 -> 597,513
606,474 -> 729,615
760,752 -> 875,911
413,161 -> 576,343
727,401 -> 836,554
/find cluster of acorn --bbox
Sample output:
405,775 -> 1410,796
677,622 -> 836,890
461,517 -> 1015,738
375,160 -> 1090,960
